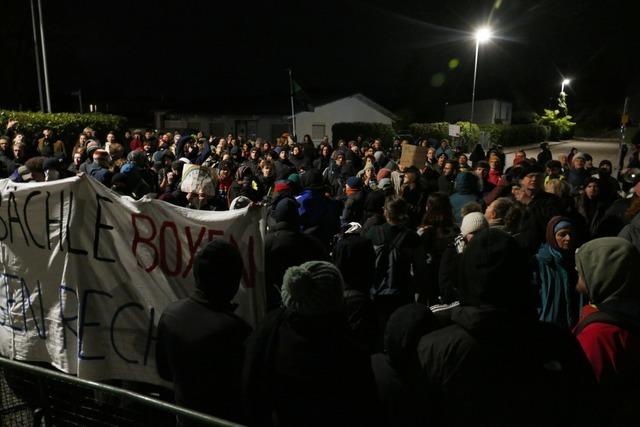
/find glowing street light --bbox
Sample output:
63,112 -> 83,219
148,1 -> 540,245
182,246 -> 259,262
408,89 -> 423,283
561,78 -> 571,95
470,27 -> 493,123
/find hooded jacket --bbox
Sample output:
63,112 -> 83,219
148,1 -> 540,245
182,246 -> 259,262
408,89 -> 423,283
449,172 -> 482,225
418,229 -> 597,426
574,237 -> 640,387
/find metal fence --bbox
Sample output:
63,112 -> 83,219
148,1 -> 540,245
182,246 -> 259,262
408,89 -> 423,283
0,357 -> 243,427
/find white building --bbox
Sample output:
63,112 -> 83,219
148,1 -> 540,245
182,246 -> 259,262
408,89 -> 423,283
444,99 -> 512,125
294,93 -> 398,142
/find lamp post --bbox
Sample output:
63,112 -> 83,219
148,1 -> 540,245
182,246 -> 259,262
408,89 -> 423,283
470,27 -> 492,123
561,78 -> 571,95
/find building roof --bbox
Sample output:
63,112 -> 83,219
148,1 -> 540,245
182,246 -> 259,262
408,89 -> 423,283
306,93 -> 399,120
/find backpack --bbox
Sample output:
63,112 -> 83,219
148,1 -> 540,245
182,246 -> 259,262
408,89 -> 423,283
372,228 -> 410,297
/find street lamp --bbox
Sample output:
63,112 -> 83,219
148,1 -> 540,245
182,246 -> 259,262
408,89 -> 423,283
561,78 -> 571,95
470,27 -> 492,123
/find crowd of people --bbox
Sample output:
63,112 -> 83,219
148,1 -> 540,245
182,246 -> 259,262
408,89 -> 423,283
2,118 -> 640,426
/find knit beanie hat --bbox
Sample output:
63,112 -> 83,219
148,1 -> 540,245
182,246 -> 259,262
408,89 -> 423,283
460,211 -> 489,236
281,261 -> 344,315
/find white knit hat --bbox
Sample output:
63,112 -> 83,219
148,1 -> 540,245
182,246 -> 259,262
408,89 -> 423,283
460,212 -> 489,237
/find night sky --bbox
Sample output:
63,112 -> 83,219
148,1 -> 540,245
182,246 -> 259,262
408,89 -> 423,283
2,0 -> 638,125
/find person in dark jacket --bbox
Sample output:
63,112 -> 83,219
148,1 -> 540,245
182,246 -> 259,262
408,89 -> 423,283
575,176 -> 607,238
418,228 -> 598,426
333,225 -> 380,353
274,146 -> 296,180
265,198 -> 329,310
243,261 -> 379,427
537,142 -> 553,167
574,237 -> 640,423
514,162 -> 564,254
417,192 -> 458,304
341,176 -> 366,225
366,197 -> 426,329
156,240 -> 252,423
436,159 -> 456,195
371,303 -> 439,427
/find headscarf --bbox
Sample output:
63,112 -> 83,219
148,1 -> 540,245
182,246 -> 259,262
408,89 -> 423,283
545,216 -> 573,250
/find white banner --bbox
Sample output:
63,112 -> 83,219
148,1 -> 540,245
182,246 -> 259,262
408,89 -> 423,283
0,175 -> 266,385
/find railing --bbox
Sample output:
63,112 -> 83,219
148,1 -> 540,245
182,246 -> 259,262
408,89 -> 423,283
0,357 -> 243,426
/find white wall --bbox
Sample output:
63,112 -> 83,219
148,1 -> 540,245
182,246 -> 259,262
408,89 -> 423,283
444,99 -> 512,125
295,96 -> 394,142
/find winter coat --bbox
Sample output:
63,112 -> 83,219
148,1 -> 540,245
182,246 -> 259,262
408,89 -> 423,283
295,189 -> 341,248
575,195 -> 607,238
515,191 -> 563,254
334,233 -> 379,353
242,308 -> 379,427
275,158 -> 296,180
418,225 -> 458,304
371,304 -> 439,427
264,222 -> 328,291
436,174 -> 455,195
418,305 -> 597,426
340,190 -> 365,225
534,244 -> 583,328
156,292 -> 251,422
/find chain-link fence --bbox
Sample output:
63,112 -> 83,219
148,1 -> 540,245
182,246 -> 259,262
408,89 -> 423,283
0,357 -> 242,427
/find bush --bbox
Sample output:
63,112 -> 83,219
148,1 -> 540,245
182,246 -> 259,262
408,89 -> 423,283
535,109 -> 576,140
331,122 -> 396,148
479,124 -> 549,147
409,121 -> 480,151
0,110 -> 127,146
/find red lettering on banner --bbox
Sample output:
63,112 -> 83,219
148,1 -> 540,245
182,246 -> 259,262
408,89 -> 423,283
131,214 -> 234,278
131,213 -> 158,272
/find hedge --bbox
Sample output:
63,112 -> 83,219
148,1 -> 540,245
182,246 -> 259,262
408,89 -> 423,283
479,124 -> 549,147
331,122 -> 396,148
0,110 -> 127,145
408,121 -> 480,150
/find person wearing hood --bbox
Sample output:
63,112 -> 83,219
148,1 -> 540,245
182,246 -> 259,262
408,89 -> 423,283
295,168 -> 341,249
371,303 -> 439,427
243,261 -> 378,427
575,176 -> 607,238
289,143 -> 310,172
574,237 -> 640,384
574,237 -> 640,421
596,159 -> 620,204
265,198 -> 329,310
567,152 -> 591,193
537,142 -> 553,167
155,240 -> 252,423
534,216 -> 584,329
418,228 -> 597,426
333,223 -> 380,354
274,146 -> 296,180
450,171 -> 483,225
341,176 -> 366,226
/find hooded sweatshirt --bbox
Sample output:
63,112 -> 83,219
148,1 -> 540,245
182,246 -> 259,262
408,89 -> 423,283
574,237 -> 640,386
450,172 -> 482,225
